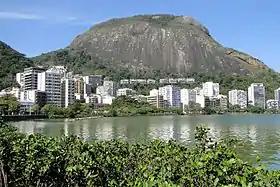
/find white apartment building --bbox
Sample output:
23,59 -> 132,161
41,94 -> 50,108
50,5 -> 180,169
266,100 -> 279,110
17,67 -> 46,91
61,78 -> 75,108
37,66 -> 66,107
149,89 -> 159,96
248,83 -> 266,109
159,85 -> 181,107
202,82 -> 219,97
180,89 -> 190,106
116,88 -> 136,97
274,88 -> 280,106
228,90 -> 247,108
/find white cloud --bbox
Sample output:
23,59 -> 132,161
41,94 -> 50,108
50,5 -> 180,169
0,11 -> 94,25
0,11 -> 43,20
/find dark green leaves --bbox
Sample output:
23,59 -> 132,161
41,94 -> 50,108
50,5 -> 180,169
0,124 -> 279,186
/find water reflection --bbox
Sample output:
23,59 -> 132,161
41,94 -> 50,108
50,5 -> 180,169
148,118 -> 174,141
95,120 -> 113,140
11,114 -> 280,169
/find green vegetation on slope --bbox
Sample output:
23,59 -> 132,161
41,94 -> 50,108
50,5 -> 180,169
0,41 -> 33,90
0,123 -> 279,186
33,49 -> 280,99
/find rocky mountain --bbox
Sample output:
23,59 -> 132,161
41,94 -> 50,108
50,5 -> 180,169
0,41 -> 33,90
33,14 -> 268,77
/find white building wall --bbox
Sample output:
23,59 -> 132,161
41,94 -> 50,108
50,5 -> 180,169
116,88 -> 135,97
180,89 -> 190,106
62,78 -> 75,108
274,88 -> 280,106
228,90 -> 247,108
196,95 -> 205,108
159,85 -> 181,107
16,73 -> 24,87
37,67 -> 64,107
203,82 -> 219,97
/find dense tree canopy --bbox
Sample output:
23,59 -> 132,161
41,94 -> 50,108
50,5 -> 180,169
0,41 -> 33,90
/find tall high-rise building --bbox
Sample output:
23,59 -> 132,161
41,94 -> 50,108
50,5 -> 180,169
248,83 -> 265,108
228,89 -> 247,108
202,82 -> 219,97
159,85 -> 181,107
61,78 -> 75,108
37,66 -> 66,107
21,67 -> 46,91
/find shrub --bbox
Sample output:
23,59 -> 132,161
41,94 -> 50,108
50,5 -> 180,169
0,122 -> 279,186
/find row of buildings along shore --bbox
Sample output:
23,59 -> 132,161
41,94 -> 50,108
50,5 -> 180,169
0,66 -> 279,112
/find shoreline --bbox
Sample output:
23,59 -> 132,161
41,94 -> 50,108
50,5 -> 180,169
5,112 -> 278,122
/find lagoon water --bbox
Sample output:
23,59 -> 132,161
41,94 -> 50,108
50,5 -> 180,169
12,114 -> 280,169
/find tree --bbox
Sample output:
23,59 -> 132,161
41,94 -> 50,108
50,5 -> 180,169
31,104 -> 40,115
41,104 -> 59,118
0,94 -> 20,115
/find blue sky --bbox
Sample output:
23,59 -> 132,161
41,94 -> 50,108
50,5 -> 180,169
1,0 -> 280,70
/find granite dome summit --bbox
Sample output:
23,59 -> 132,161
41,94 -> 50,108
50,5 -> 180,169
51,14 -> 266,75
24,14 -> 267,78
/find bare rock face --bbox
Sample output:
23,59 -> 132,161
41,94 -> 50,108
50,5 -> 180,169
37,14 -> 268,75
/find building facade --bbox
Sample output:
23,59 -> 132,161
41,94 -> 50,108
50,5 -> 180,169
274,88 -> 280,106
37,66 -> 66,107
248,83 -> 266,108
22,67 -> 46,91
116,88 -> 136,97
228,89 -> 247,109
217,95 -> 228,110
180,89 -> 190,106
159,85 -> 181,107
202,82 -> 219,97
147,95 -> 164,108
20,90 -> 46,107
61,78 -> 75,108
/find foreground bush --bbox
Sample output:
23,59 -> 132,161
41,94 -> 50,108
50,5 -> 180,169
0,123 -> 279,186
